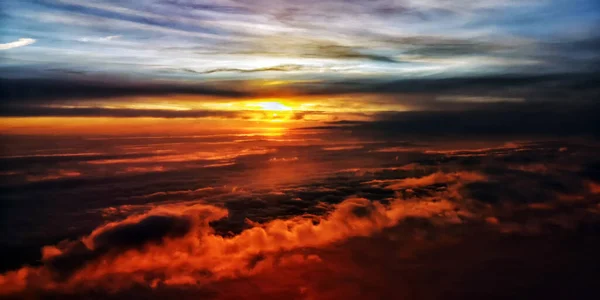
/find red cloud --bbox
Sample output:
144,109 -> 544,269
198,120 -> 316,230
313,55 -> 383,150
0,196 -> 459,295
366,171 -> 486,189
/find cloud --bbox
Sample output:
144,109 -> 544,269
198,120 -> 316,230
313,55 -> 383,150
436,95 -> 525,103
0,78 -> 252,103
366,171 -> 487,189
1,137 -> 600,297
301,43 -> 400,63
293,73 -> 600,99
189,64 -> 306,74
234,39 -> 402,63
312,100 -> 600,137
3,0 -> 600,82
77,35 -> 122,42
26,169 -> 81,182
2,73 -> 600,129
0,106 -> 246,119
43,213 -> 194,277
0,196 -> 460,295
0,38 -> 36,50
88,214 -> 191,250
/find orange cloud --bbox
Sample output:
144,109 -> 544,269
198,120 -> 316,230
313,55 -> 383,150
366,171 -> 486,189
26,169 -> 81,182
268,156 -> 299,163
588,182 -> 600,194
0,195 -> 460,295
322,145 -> 364,151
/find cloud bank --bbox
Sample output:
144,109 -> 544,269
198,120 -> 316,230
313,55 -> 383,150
1,138 -> 599,298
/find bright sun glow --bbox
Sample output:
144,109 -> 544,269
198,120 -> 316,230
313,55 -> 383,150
254,102 -> 292,111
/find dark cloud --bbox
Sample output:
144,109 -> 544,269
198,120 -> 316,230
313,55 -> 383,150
383,36 -> 507,57
581,161 -> 600,181
0,152 -> 166,169
91,215 -> 191,250
231,40 -> 401,63
0,106 -> 246,118
0,77 -> 251,103
45,240 -> 100,277
294,72 -> 600,98
43,214 -> 192,277
2,72 -> 599,112
190,64 -> 306,74
311,100 -> 600,137
306,43 -> 399,63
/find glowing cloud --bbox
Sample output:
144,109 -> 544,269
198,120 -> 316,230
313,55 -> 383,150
0,38 -> 36,50
253,102 -> 292,111
0,196 -> 461,294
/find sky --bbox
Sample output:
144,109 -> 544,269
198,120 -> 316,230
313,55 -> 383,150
1,1 -> 600,299
1,0 -> 599,130
1,0 -> 598,77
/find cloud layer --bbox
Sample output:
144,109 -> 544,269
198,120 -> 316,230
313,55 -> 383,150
1,0 -> 599,78
1,134 -> 599,298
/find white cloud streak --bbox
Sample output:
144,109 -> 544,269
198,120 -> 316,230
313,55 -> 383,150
0,38 -> 36,50
78,35 -> 122,42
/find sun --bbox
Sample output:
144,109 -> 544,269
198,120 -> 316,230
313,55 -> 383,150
256,101 -> 292,111
240,100 -> 296,122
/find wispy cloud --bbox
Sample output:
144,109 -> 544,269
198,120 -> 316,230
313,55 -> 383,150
191,64 -> 306,74
0,38 -> 36,50
77,35 -> 122,42
3,0 -> 598,79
